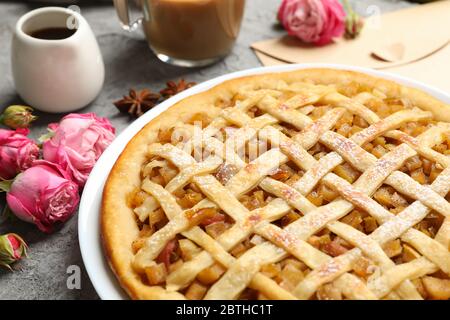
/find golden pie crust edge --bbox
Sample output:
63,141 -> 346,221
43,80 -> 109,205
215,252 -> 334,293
101,68 -> 450,300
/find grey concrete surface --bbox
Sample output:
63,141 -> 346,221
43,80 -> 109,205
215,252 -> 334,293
0,0 -> 415,299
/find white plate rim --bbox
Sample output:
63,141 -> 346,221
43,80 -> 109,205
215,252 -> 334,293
78,63 -> 450,300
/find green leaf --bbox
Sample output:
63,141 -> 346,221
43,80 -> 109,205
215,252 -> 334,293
0,180 -> 13,192
38,129 -> 55,143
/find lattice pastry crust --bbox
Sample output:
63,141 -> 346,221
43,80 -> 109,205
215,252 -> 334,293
102,69 -> 450,300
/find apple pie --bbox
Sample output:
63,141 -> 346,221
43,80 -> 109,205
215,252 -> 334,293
102,69 -> 450,300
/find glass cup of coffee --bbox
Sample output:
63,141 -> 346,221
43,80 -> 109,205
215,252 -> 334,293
113,0 -> 246,67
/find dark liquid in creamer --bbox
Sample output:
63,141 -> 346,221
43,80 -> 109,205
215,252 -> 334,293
30,27 -> 77,40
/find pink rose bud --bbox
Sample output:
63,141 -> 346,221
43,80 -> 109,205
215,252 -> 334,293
0,105 -> 37,129
6,161 -> 80,233
278,0 -> 346,46
344,0 -> 364,39
43,113 -> 115,187
0,128 -> 40,180
0,233 -> 27,270
345,12 -> 364,39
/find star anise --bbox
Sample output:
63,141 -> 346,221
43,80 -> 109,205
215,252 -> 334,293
114,89 -> 161,117
160,79 -> 197,99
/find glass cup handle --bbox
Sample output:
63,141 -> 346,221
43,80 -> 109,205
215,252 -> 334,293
113,0 -> 143,32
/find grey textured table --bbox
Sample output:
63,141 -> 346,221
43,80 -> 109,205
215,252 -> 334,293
0,0 -> 414,300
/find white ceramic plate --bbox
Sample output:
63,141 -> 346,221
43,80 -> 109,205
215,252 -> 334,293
78,63 -> 450,300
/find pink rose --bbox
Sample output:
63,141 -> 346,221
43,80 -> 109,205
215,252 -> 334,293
278,0 -> 346,46
0,128 -> 39,180
43,113 -> 115,187
6,161 -> 80,233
